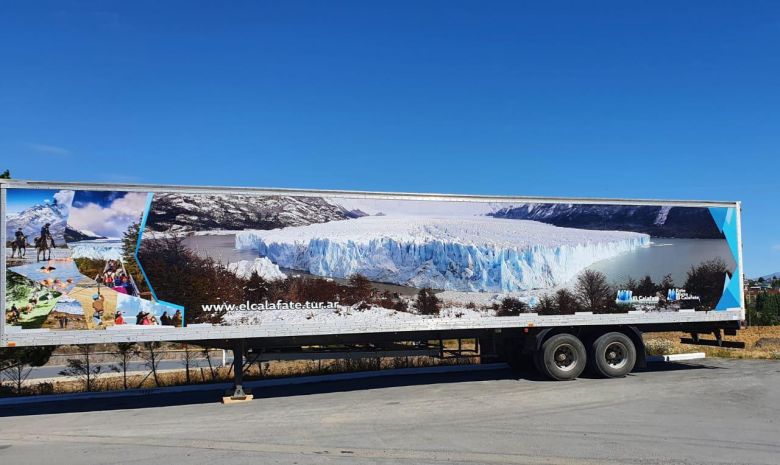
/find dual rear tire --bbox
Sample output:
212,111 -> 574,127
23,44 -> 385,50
589,332 -> 636,379
533,331 -> 636,380
535,333 -> 587,380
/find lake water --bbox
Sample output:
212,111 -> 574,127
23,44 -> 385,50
182,234 -> 735,292
182,234 -> 259,265
588,238 -> 735,287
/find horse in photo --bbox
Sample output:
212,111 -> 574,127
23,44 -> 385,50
35,235 -> 55,261
9,228 -> 27,258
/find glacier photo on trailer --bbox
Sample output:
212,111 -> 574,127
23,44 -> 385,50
137,193 -> 736,327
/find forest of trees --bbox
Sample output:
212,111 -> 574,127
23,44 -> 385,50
749,293 -> 780,326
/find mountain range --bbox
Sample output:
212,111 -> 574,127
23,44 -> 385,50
758,272 -> 780,281
6,201 -> 107,244
6,202 -> 67,244
145,193 -> 367,233
65,226 -> 107,242
489,203 -> 723,239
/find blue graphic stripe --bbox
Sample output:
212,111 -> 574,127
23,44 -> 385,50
134,193 -> 159,302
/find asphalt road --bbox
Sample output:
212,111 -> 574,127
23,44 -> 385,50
1,359 -> 779,465
27,357 -> 232,380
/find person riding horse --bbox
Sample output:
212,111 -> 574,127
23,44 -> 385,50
40,223 -> 55,248
34,223 -> 56,261
11,228 -> 26,258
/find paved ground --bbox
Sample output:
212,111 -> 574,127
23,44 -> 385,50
1,359 -> 778,465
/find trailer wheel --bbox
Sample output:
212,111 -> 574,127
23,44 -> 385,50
540,333 -> 587,381
590,332 -> 636,378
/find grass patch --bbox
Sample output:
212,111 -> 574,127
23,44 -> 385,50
644,326 -> 780,359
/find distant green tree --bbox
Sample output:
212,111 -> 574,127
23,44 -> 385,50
0,169 -> 10,179
755,294 -> 780,325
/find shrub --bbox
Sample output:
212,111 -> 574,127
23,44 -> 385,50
684,258 -> 729,310
574,270 -> 613,311
554,289 -> 580,315
644,339 -> 675,356
414,288 -> 441,315
496,297 -> 528,316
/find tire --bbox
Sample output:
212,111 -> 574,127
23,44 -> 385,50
540,333 -> 587,380
590,332 -> 636,378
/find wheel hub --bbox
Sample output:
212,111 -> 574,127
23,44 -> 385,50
554,344 -> 577,371
604,342 -> 627,368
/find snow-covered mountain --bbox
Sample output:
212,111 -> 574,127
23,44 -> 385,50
489,203 -> 722,239
65,225 -> 106,243
146,193 -> 364,233
236,216 -> 649,292
6,202 -> 67,244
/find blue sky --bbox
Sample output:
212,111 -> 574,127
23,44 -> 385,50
6,189 -> 60,216
1,2 -> 778,276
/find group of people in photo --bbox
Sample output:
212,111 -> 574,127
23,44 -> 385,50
5,288 -> 54,325
98,259 -> 137,296
113,309 -> 182,326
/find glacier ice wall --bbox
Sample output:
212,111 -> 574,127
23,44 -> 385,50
235,217 -> 649,292
69,240 -> 124,261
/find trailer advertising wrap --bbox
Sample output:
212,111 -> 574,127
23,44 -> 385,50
1,182 -> 744,347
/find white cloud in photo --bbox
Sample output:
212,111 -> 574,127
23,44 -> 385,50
68,192 -> 148,239
25,143 -> 70,156
54,190 -> 74,217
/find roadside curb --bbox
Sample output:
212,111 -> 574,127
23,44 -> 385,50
647,352 -> 706,362
0,363 -> 509,406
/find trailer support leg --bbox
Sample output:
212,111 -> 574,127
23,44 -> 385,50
223,340 -> 253,403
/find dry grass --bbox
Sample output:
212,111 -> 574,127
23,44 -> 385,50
6,350 -> 479,397
644,326 -> 780,360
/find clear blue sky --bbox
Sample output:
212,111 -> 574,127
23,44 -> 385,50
1,1 -> 778,276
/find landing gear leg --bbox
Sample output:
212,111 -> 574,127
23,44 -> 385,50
223,340 -> 253,403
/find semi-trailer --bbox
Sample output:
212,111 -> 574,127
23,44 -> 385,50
1,179 -> 745,399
